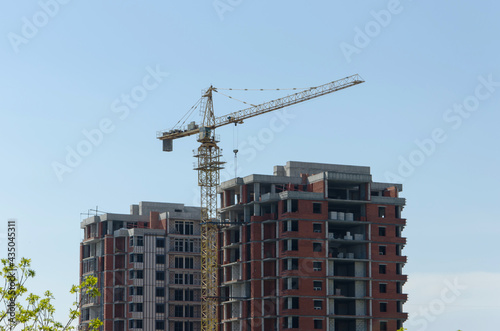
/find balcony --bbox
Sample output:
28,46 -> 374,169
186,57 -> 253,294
82,258 -> 97,274
329,252 -> 367,260
81,294 -> 100,307
328,232 -> 365,241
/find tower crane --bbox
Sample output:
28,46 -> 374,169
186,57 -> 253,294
157,74 -> 365,331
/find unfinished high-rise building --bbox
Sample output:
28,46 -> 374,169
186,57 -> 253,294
79,201 -> 202,331
218,161 -> 408,331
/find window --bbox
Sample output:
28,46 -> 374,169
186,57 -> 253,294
129,319 -> 143,329
185,257 -> 194,269
313,261 -> 322,271
172,305 -> 194,318
379,283 -> 387,293
80,308 -> 89,321
313,223 -> 322,233
396,245 -> 402,256
395,226 -> 402,237
174,305 -> 183,317
129,270 -> 143,279
379,227 -> 386,236
313,242 -> 322,252
378,207 -> 386,218
283,277 -> 299,290
156,271 -> 165,281
380,321 -> 388,331
291,200 -> 298,212
313,300 -> 323,310
129,303 -> 143,312
185,273 -> 194,284
284,239 -> 299,251
185,305 -> 194,317
130,286 -> 143,296
174,273 -> 193,285
174,239 -> 184,252
156,254 -> 165,264
130,236 -> 143,246
175,221 -> 194,235
185,222 -> 193,235
379,246 -> 386,255
313,281 -> 322,291
313,203 -> 322,214
156,237 -> 165,248
396,263 -> 402,275
285,297 -> 299,309
114,287 -> 125,301
395,205 -> 401,218
283,220 -> 298,232
397,301 -> 402,313
156,303 -> 165,313
155,320 -> 165,330
314,319 -> 323,329
379,264 -> 386,274
283,258 -> 299,271
173,238 -> 195,252
175,256 -> 184,268
380,302 -> 387,312
175,221 -> 184,234
174,289 -> 183,301
156,287 -> 165,297
174,273 -> 183,284
283,316 -> 299,329
185,289 -> 194,301
130,254 -> 143,263
186,239 -> 195,252
174,322 -> 183,331
396,282 -> 402,294
175,256 -> 193,269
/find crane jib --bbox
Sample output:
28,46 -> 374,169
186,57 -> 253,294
214,74 -> 364,127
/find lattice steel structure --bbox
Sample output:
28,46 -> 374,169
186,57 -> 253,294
157,75 -> 365,331
194,87 -> 224,331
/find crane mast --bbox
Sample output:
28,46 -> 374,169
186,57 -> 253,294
195,87 -> 223,331
157,74 -> 365,331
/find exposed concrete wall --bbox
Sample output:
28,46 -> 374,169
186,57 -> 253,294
284,161 -> 370,177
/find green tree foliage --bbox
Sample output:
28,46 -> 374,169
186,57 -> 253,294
0,258 -> 102,330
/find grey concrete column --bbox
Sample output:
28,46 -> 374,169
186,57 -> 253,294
244,206 -> 250,222
254,203 -> 261,217
254,183 -> 261,201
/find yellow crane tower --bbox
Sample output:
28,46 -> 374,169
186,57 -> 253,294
157,74 -> 365,331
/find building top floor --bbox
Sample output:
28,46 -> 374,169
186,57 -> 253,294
80,202 -> 203,241
81,201 -> 201,228
219,161 -> 404,207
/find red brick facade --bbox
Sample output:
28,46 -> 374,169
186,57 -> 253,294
219,162 -> 408,331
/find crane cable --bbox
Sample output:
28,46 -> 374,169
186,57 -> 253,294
213,90 -> 257,107
233,122 -> 239,178
172,98 -> 202,130
216,86 -> 314,91
213,85 -> 315,109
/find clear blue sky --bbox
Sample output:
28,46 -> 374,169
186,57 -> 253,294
1,1 -> 499,329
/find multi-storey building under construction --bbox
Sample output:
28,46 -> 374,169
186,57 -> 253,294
218,161 -> 408,331
79,201 -> 202,331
